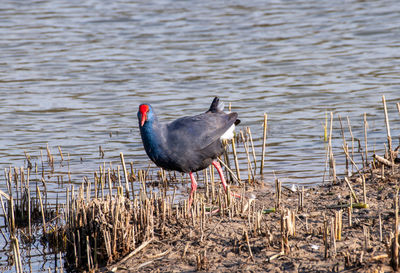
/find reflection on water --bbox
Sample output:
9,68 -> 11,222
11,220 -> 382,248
1,0 -> 400,271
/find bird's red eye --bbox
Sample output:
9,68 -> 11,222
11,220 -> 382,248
139,104 -> 149,114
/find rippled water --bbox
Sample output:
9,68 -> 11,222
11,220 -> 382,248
1,0 -> 400,271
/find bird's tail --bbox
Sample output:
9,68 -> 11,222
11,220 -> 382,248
208,97 -> 224,113
208,97 -> 241,125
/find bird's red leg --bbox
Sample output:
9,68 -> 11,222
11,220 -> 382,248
212,161 -> 241,198
188,172 -> 197,208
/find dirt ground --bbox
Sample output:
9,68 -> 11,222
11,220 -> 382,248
106,161 -> 399,273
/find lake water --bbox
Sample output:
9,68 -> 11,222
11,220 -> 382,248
1,0 -> 400,271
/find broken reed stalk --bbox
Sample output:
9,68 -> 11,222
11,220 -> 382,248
113,238 -> 153,269
323,214 -> 328,259
58,146 -> 64,161
217,158 -> 241,185
335,210 -> 342,241
373,154 -> 395,167
244,229 -> 254,262
240,130 -> 254,182
298,186 -> 304,211
397,102 -> 400,115
392,187 -> 399,270
120,152 -> 130,198
28,187 -> 32,237
107,168 -> 112,197
338,115 -> 349,174
9,196 -> 16,234
0,194 -> 10,235
280,209 -> 295,255
37,185 -> 46,234
362,175 -> 367,204
344,177 -> 359,203
363,113 -> 369,167
348,198 -> 352,228
275,178 -> 281,209
231,136 -> 241,182
382,95 -> 392,155
11,236 -> 23,273
331,217 -> 337,257
260,113 -> 267,175
364,226 -> 370,250
342,144 -> 361,175
379,212 -> 383,242
328,112 -> 337,183
210,165 -> 215,202
222,140 -> 233,182
247,127 -> 257,175
346,116 -> 355,173
323,112 -> 328,142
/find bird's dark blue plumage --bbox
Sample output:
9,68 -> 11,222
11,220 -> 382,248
137,97 -> 241,209
137,97 -> 239,173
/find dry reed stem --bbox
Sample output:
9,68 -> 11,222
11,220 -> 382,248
260,113 -> 268,175
247,127 -> 257,175
120,152 -> 130,198
0,194 -> 9,232
373,154 -> 395,167
240,130 -> 254,182
9,196 -> 16,234
382,95 -> 392,154
323,214 -> 328,259
217,158 -> 241,185
11,236 -> 23,273
348,205 -> 352,228
379,212 -> 383,242
363,113 -> 369,167
28,188 -> 32,236
392,186 -> 400,270
244,229 -> 254,262
363,226 -> 370,250
338,115 -> 349,174
0,189 -> 10,200
275,178 -> 281,209
231,137 -> 241,182
222,140 -> 233,182
347,116 -> 354,171
335,210 -> 342,241
58,146 -> 64,161
331,218 -> 336,257
344,177 -> 359,204
362,175 -> 367,205
108,168 -> 112,197
328,112 -> 337,183
342,144 -> 361,175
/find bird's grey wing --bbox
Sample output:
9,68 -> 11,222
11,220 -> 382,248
166,112 -> 237,151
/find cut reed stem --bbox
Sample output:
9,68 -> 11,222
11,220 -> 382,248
120,152 -> 130,199
260,113 -> 268,175
382,95 -> 392,154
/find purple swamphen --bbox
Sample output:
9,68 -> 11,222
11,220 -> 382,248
137,97 -> 240,208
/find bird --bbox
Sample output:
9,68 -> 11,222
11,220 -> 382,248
137,97 -> 240,208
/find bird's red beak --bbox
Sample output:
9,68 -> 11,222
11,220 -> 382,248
139,104 -> 149,127
140,113 -> 147,126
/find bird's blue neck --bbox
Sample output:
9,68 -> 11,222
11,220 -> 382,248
140,119 -> 166,162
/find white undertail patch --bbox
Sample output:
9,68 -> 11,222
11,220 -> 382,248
216,101 -> 225,112
220,124 -> 235,140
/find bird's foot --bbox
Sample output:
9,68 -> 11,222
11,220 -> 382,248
205,208 -> 220,215
231,192 -> 241,199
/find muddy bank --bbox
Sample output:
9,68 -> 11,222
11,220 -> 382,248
105,158 -> 399,273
